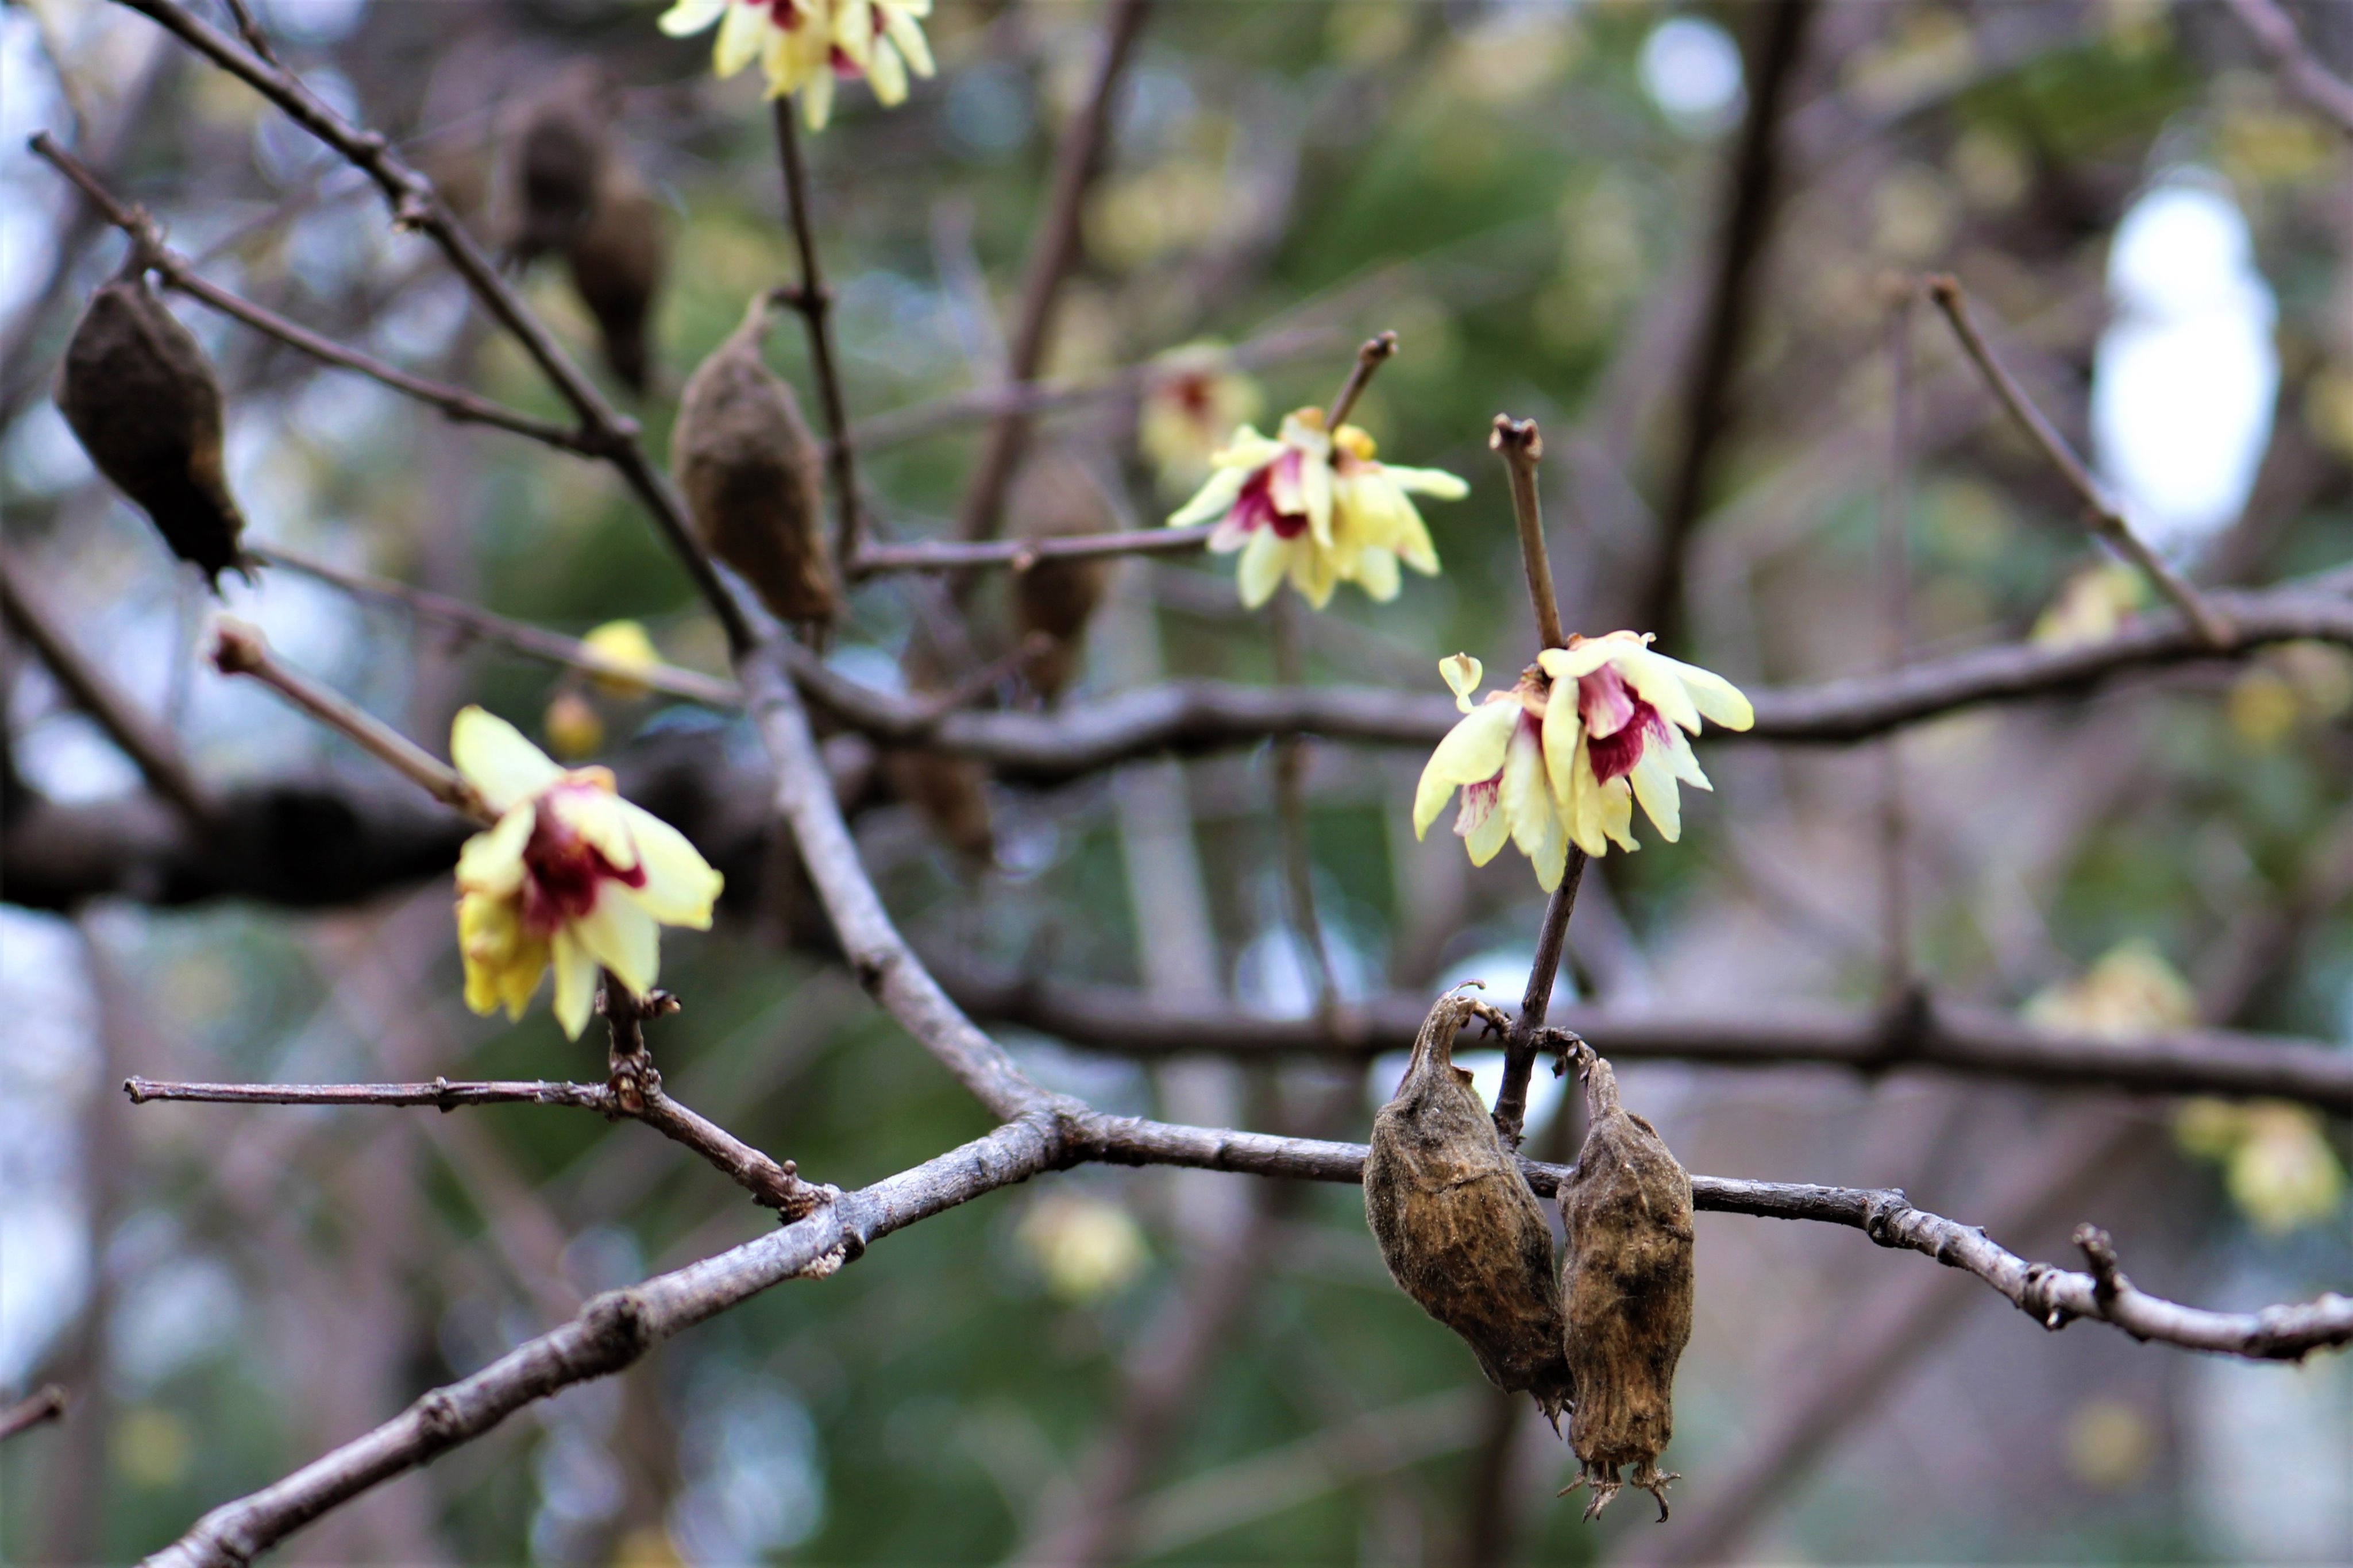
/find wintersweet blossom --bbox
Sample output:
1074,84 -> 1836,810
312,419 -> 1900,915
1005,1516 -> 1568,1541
1166,406 -> 1465,609
450,706 -> 724,1039
1413,634 -> 1753,888
1137,344 -> 1264,495
658,0 -> 933,130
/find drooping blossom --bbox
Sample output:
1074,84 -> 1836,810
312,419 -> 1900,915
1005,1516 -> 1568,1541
450,706 -> 724,1038
658,0 -> 934,130
1413,634 -> 1753,887
1137,343 -> 1264,496
1165,406 -> 1465,609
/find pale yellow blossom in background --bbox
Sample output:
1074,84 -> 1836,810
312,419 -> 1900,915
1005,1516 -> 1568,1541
1138,343 -> 1264,496
1018,1192 -> 1148,1303
581,619 -> 662,700
1413,634 -> 1752,889
450,707 -> 724,1039
1166,406 -> 1463,609
2177,1100 -> 2346,1234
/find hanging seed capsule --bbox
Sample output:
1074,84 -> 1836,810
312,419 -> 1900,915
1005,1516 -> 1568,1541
882,638 -> 994,862
55,272 -> 247,588
670,294 -> 839,627
567,160 -> 666,395
1365,990 -> 1574,1423
1008,453 -> 1114,704
1557,1049 -> 1693,1523
504,64 -> 615,267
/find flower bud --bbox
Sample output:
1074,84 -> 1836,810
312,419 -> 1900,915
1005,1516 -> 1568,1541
1557,1051 -> 1693,1521
1365,990 -> 1573,1423
56,273 -> 247,588
542,689 -> 604,760
580,619 -> 661,701
1009,452 -> 1114,702
671,295 -> 839,628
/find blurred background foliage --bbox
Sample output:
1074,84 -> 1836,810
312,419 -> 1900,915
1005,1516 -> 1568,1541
1,0 -> 2350,1562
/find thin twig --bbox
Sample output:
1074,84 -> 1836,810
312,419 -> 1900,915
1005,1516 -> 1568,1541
1489,415 -> 1565,649
952,0 -> 1154,545
250,543 -> 743,706
0,547 -> 217,828
932,962 -> 2353,1110
1878,280 -> 1915,994
113,0 -> 757,652
1924,274 -> 2234,649
0,1387 -> 68,1443
208,617 -> 491,822
1324,330 -> 1398,431
29,133 -> 595,450
1487,854 -> 1587,1148
217,0 -> 277,65
848,522 -> 1217,577
2225,0 -> 2353,138
124,1072 -> 820,1216
769,106 -> 865,568
1271,596 -> 1338,1024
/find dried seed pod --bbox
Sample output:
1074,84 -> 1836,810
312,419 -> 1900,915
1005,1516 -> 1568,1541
1365,990 -> 1573,1422
670,295 -> 839,627
1557,1049 -> 1694,1522
504,63 -> 616,267
55,272 -> 246,587
567,159 -> 666,395
1008,452 -> 1114,702
882,637 -> 994,862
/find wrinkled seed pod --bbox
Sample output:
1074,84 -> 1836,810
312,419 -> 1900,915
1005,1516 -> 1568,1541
55,273 -> 246,586
670,295 -> 839,627
1557,1050 -> 1694,1523
567,160 -> 666,395
1365,990 -> 1573,1422
1008,452 -> 1114,702
883,638 -> 994,862
504,64 -> 616,266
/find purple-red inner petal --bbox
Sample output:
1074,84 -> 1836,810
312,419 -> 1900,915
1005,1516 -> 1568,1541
519,792 -> 645,937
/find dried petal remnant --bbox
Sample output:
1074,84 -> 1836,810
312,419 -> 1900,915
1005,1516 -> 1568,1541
56,275 -> 246,586
672,295 -> 838,627
1365,991 -> 1573,1421
1557,1050 -> 1694,1521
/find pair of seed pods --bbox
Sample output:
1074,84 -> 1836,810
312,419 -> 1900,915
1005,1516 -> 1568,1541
1365,990 -> 1694,1523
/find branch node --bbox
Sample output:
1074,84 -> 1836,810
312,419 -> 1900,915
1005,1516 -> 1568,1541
2073,1222 -> 2129,1309
1861,1188 -> 1915,1246
412,1389 -> 464,1454
583,1288 -> 654,1365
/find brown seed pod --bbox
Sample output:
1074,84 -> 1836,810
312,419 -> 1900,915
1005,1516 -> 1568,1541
670,295 -> 839,627
503,63 -> 616,267
567,160 -> 666,395
1008,452 -> 1114,702
1365,990 -> 1574,1422
55,272 -> 246,588
1556,1048 -> 1694,1523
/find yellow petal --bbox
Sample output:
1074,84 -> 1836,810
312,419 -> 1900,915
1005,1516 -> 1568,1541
1542,688 -> 1581,810
1530,798 -> 1567,891
1441,654 -> 1483,713
1464,787 -> 1511,866
553,786 -> 640,875
454,804 -> 533,897
882,2 -> 934,76
451,706 -> 565,816
551,929 -> 600,1040
1299,447 -> 1334,549
1630,748 -> 1682,842
866,36 -> 909,102
659,0 -> 728,37
1380,464 -> 1469,500
1499,724 -> 1549,858
1290,540 -> 1339,609
1414,700 -> 1514,836
1168,465 -> 1249,528
1620,646 -> 1701,735
620,801 -> 724,927
1599,775 -> 1638,852
1353,544 -> 1400,601
713,1 -> 768,77
1537,641 -> 1615,683
572,890 -> 661,997
1660,722 -> 1711,790
1656,652 -> 1754,730
1236,530 -> 1289,608
1564,734 -> 1609,859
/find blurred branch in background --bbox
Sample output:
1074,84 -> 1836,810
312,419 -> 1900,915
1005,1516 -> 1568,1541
2227,0 -> 2353,137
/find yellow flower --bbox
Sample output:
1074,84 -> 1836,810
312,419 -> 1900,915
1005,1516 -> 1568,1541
1138,343 -> 1265,496
1166,407 -> 1464,609
581,619 -> 661,700
1413,634 -> 1752,887
2175,1100 -> 2345,1235
450,706 -> 724,1038
657,0 -> 932,130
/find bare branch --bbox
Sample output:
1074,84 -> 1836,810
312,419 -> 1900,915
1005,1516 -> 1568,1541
25,133 -> 594,452
952,0 -> 1153,546
1324,330 -> 1398,431
2226,0 -> 2353,138
251,543 -> 743,706
0,547 -> 216,828
935,964 -> 2353,1110
1925,275 -> 2234,649
112,0 -> 757,652
1490,857 -> 1587,1148
1489,414 -> 1564,650
209,617 -> 490,822
769,106 -> 866,568
849,522 -> 1217,577
0,1387 -> 68,1443
124,1073 -> 820,1216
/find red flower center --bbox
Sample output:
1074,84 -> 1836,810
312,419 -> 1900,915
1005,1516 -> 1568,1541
1233,453 -> 1310,539
519,789 -> 645,937
1579,665 -> 1661,785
